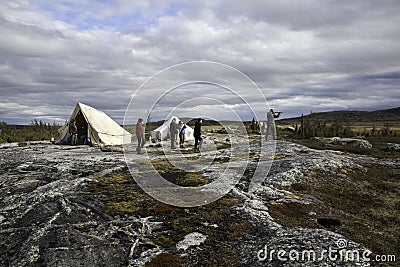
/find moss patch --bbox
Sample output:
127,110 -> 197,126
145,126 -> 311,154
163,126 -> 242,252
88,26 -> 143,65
151,158 -> 211,187
248,151 -> 260,161
149,203 -> 177,214
213,156 -> 230,163
267,202 -> 326,228
273,154 -> 289,160
103,201 -> 140,216
215,141 -> 231,150
226,221 -> 253,240
153,234 -> 176,248
87,170 -> 154,216
146,150 -> 165,155
192,242 -> 241,266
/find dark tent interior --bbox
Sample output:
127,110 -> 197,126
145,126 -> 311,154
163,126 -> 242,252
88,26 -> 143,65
74,110 -> 89,143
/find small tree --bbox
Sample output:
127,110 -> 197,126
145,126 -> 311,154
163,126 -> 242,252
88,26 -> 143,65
251,117 -> 256,133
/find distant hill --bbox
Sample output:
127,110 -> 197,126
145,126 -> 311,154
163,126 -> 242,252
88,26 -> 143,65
278,107 -> 400,124
186,119 -> 221,126
147,119 -> 235,127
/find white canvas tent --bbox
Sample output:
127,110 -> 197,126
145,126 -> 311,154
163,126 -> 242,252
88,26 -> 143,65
58,103 -> 132,145
151,116 -> 194,142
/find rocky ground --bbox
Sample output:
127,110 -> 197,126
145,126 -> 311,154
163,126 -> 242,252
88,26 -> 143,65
0,136 -> 398,266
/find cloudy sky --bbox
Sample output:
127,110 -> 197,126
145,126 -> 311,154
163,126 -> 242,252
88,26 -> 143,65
1,0 -> 399,124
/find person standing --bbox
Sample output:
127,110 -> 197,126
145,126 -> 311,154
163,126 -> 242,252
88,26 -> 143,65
68,119 -> 78,145
266,109 -> 281,141
177,121 -> 183,137
80,125 -> 88,145
136,118 -> 145,153
194,118 -> 203,152
177,121 -> 183,147
179,123 -> 187,148
169,118 -> 178,149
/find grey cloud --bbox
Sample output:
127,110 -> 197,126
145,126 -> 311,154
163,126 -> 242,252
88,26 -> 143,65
0,0 -> 399,124
0,18 -> 68,58
210,0 -> 400,31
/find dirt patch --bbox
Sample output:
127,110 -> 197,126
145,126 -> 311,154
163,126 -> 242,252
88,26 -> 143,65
144,253 -> 181,267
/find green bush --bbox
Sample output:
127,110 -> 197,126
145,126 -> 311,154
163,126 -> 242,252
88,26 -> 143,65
0,120 -> 60,143
290,115 -> 355,139
289,116 -> 397,139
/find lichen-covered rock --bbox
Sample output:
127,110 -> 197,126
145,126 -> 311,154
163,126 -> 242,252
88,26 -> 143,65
176,232 -> 207,251
237,228 -> 371,267
326,137 -> 372,149
0,140 -> 394,266
385,143 -> 400,152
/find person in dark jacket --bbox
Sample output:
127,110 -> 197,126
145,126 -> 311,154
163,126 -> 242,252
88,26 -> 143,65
179,123 -> 187,148
80,125 -> 88,145
193,118 -> 203,152
68,119 -> 78,145
136,118 -> 144,153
